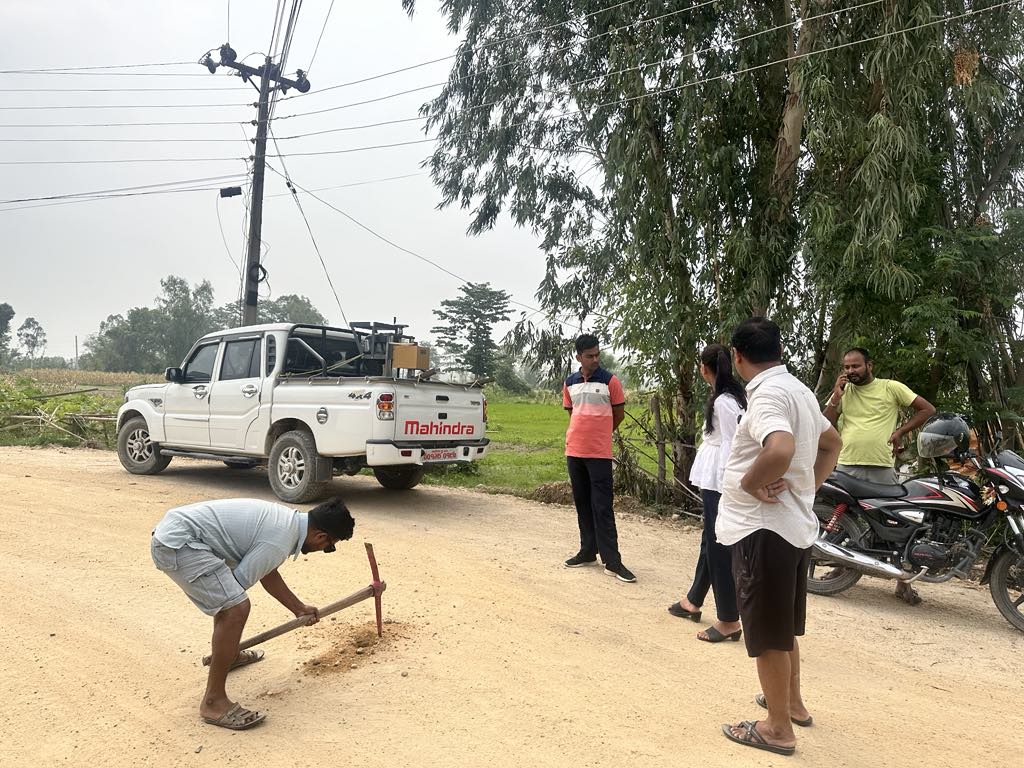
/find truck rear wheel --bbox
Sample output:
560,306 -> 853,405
117,416 -> 172,475
373,466 -> 425,490
268,429 -> 332,503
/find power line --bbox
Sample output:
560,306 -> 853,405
270,137 -> 435,158
0,156 -> 247,166
265,173 -> 423,197
3,5 -> 1008,171
0,61 -> 194,73
281,0 -> 648,97
0,174 -> 248,205
265,156 -> 350,327
0,183 -> 238,214
277,80 -> 445,120
451,0 -> 886,122
273,115 -> 422,140
215,194 -> 242,273
282,175 -> 584,328
0,100 -> 252,110
306,0 -> 336,76
0,171 -> 420,211
0,71 -> 214,77
0,135 -> 252,143
0,85 -> 245,92
275,0 -> 876,129
0,119 -> 250,128
389,0 -> 1021,157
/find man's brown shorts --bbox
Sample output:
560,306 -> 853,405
731,528 -> 811,658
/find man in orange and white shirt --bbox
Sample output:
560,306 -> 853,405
561,334 -> 635,583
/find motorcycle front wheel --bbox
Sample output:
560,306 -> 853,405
988,549 -> 1024,633
807,503 -> 865,596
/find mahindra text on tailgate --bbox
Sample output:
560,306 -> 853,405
396,389 -> 484,459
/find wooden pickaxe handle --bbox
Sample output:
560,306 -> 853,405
201,542 -> 387,666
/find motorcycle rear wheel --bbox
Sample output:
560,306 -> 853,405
807,503 -> 865,596
988,549 -> 1024,633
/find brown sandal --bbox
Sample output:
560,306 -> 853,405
202,703 -> 267,731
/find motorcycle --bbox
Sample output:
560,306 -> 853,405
808,444 -> 1024,633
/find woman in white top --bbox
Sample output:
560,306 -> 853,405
668,343 -> 747,642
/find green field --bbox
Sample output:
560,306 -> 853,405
422,397 -> 668,499
422,400 -> 570,492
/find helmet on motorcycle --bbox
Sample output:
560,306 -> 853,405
917,413 -> 971,458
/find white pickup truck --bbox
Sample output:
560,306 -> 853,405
115,322 -> 490,502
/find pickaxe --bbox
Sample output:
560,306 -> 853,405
202,542 -> 386,666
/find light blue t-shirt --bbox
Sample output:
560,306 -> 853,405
153,498 -> 307,590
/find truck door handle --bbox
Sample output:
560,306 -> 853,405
192,385 -> 208,399
241,384 -> 258,398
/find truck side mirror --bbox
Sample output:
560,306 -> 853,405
165,367 -> 184,383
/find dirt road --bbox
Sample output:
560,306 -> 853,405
0,446 -> 1021,767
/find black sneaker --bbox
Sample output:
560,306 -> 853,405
604,563 -> 636,583
564,553 -> 598,568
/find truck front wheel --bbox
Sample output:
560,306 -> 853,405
373,466 -> 425,490
268,429 -> 332,503
117,416 -> 172,475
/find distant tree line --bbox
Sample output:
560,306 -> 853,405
0,277 -> 327,374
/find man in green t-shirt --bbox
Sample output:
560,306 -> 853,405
823,347 -> 936,603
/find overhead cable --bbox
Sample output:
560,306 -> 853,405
0,173 -> 248,204
306,0 -> 336,76
265,157 -> 350,327
0,100 -> 252,110
0,61 -> 195,73
281,0 -> 720,103
282,176 -> 587,328
280,0 -> 647,96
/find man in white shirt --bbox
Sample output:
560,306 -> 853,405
717,318 -> 842,757
151,497 -> 355,730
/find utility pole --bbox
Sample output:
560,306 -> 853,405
201,45 -> 310,326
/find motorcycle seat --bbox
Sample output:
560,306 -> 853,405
828,470 -> 908,499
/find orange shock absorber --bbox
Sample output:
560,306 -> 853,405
825,503 -> 848,533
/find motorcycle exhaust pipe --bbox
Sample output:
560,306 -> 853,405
812,540 -> 913,581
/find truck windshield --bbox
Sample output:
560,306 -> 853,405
282,331 -> 383,377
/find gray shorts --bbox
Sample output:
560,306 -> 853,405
836,464 -> 898,485
150,538 -> 248,616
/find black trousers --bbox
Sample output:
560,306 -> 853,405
685,489 -> 739,622
567,456 -> 622,568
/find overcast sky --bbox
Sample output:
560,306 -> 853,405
1,1 -> 547,360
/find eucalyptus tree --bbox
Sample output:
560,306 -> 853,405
403,0 -> 1024,478
403,0 -> 819,481
799,0 -> 1024,428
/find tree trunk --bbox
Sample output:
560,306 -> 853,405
650,394 -> 666,505
770,0 -> 817,211
673,347 -> 698,496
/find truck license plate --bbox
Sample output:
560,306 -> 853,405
422,448 -> 459,462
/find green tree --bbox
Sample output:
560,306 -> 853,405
82,308 -> 166,373
431,282 -> 512,377
493,353 -> 532,394
0,303 -> 15,367
210,294 -> 327,328
83,276 -> 216,372
156,276 -> 216,365
16,317 -> 46,359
